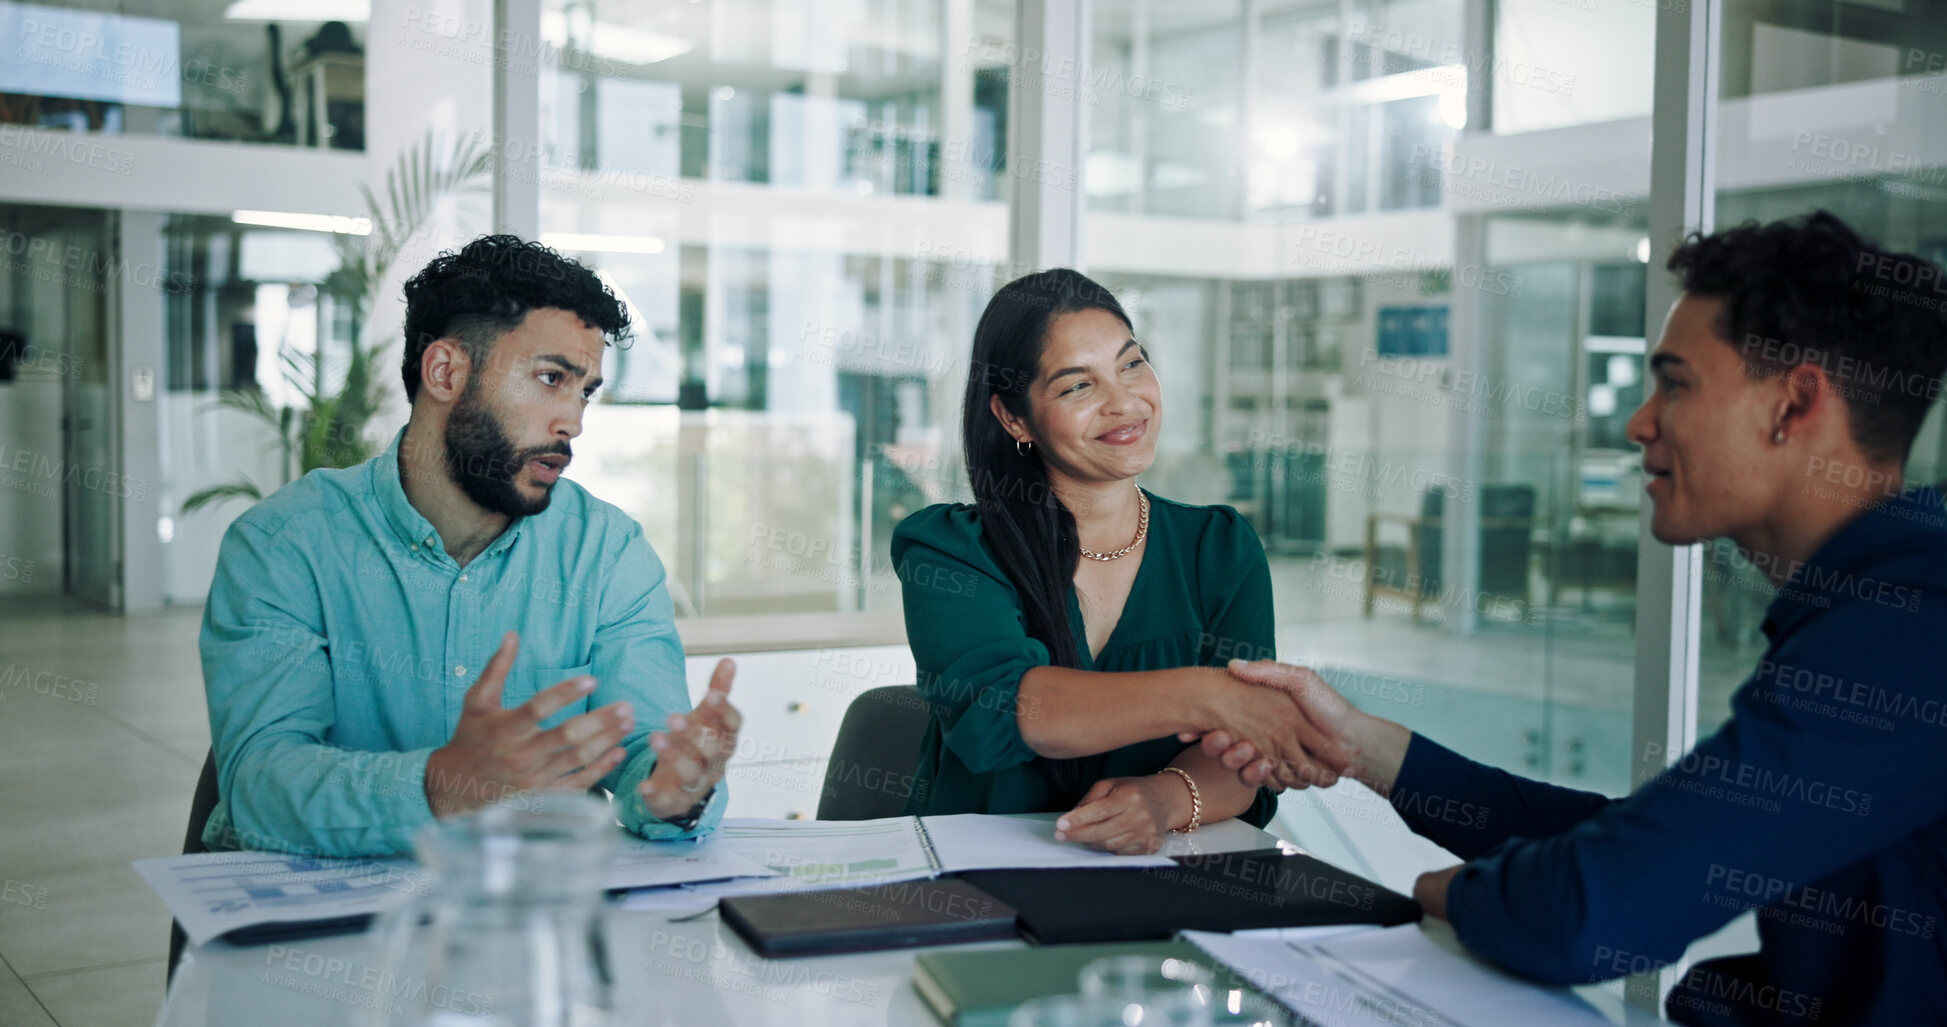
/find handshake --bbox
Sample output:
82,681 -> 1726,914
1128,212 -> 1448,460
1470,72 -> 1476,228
1183,659 -> 1412,797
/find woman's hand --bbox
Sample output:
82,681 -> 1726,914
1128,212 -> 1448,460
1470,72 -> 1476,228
1054,775 -> 1186,855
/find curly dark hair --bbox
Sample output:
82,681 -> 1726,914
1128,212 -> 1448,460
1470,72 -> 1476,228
399,235 -> 631,403
1669,211 -> 1947,464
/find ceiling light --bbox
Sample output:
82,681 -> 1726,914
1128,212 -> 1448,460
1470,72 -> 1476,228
224,0 -> 371,21
232,210 -> 372,234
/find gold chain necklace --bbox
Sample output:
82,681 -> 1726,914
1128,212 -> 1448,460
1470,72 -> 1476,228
1079,483 -> 1149,561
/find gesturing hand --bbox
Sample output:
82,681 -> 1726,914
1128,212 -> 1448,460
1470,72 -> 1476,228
425,632 -> 635,819
638,658 -> 742,821
1054,775 -> 1181,855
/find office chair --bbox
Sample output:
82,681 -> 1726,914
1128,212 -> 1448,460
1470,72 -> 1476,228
166,749 -> 221,986
816,686 -> 929,821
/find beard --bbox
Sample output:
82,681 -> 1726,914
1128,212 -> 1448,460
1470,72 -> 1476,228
442,386 -> 571,518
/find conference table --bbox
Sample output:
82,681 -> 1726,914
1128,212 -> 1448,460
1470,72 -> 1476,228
155,819 -> 1664,1026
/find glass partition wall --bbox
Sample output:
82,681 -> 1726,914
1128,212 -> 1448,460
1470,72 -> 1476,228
3,0 -> 1945,1007
1694,0 -> 1947,732
1083,0 -> 1656,837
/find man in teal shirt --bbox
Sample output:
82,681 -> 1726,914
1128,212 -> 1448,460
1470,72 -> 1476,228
200,235 -> 739,857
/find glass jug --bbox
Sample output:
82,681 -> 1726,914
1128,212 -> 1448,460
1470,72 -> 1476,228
360,793 -> 617,1027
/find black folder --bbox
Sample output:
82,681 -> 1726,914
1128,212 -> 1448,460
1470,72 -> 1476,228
955,848 -> 1419,945
720,877 -> 1019,957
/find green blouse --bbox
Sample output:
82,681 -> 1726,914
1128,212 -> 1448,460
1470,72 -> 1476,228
892,493 -> 1279,827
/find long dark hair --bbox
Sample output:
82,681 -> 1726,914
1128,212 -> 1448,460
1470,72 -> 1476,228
962,269 -> 1136,807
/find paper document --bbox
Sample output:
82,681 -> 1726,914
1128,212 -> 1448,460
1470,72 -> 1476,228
139,832 -> 777,947
605,833 -> 777,891
714,817 -> 940,888
1186,924 -> 1650,1027
923,813 -> 1177,873
616,813 -> 1271,917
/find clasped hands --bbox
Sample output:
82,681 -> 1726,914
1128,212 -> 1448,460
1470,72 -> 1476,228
425,632 -> 741,823
1057,660 -> 1372,855
1187,658 -> 1462,920
1186,658 -> 1369,794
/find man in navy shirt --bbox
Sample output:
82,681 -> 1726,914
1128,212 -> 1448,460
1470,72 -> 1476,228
1208,212 -> 1947,1024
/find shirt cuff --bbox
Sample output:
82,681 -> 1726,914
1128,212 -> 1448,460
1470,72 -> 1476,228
611,747 -> 728,840
1394,731 -> 1470,791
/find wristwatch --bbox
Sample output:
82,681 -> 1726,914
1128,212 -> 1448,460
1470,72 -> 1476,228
662,791 -> 713,831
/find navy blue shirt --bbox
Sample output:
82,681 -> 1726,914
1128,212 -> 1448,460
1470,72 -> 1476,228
1390,488 -> 1947,1025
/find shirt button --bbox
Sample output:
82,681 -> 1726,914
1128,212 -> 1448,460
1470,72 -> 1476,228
425,536 -> 435,547
409,544 -> 418,552
458,573 -> 469,582
454,665 -> 467,677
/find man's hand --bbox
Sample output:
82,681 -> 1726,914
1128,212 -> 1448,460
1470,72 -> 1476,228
1055,775 -> 1182,855
1414,864 -> 1462,919
638,658 -> 741,821
425,632 -> 635,819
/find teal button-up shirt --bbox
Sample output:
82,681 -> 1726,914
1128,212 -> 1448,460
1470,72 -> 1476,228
199,428 -> 724,856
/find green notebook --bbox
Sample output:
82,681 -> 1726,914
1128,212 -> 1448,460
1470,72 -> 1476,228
913,940 -> 1225,1027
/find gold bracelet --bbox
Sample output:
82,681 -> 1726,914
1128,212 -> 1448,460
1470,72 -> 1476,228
1161,766 -> 1202,833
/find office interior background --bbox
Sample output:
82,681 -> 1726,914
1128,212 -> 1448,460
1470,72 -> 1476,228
0,0 -> 1944,1021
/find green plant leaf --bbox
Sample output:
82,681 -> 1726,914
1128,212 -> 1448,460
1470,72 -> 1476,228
181,479 -> 264,515
184,127 -> 490,514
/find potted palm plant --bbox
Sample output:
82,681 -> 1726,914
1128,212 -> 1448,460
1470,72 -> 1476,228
183,132 -> 493,513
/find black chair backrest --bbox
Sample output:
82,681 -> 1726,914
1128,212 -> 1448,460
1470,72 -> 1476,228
167,750 -> 220,985
816,685 -> 930,821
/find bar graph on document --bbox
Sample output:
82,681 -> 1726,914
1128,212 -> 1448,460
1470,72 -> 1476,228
716,817 -> 940,888
137,851 -> 418,945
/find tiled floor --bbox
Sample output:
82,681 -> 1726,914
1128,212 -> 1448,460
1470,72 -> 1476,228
0,597 -> 208,1027
0,576 -> 1757,1026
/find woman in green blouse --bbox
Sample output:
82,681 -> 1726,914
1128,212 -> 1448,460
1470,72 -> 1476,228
893,269 -> 1328,855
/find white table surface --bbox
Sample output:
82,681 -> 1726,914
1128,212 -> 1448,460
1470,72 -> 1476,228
153,818 -> 1662,1026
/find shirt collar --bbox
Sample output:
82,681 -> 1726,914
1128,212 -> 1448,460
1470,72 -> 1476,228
370,426 -> 528,560
1762,486 -> 1946,639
